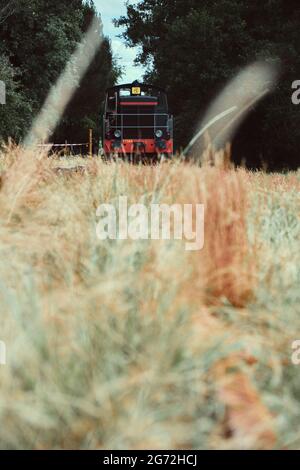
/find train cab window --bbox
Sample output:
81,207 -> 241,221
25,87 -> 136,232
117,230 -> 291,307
107,93 -> 117,113
120,89 -> 131,97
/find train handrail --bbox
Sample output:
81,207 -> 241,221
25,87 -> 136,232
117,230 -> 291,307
104,113 -> 173,128
103,113 -> 174,140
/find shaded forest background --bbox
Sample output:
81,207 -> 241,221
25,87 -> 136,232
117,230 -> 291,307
0,0 -> 300,169
117,0 -> 300,170
0,0 -> 119,146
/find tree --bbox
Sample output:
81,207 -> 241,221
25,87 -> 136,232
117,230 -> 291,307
0,0 -> 119,144
52,2 -> 120,146
0,54 -> 32,141
53,26 -> 120,146
117,0 -> 300,169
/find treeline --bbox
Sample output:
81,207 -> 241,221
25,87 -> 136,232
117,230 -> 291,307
117,0 -> 300,170
0,0 -> 119,145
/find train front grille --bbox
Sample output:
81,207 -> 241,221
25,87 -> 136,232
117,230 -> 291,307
113,112 -> 168,140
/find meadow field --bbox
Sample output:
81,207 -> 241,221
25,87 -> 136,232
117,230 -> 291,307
0,146 -> 299,449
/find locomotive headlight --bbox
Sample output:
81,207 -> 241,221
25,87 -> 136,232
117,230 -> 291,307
114,130 -> 121,139
155,130 -> 163,138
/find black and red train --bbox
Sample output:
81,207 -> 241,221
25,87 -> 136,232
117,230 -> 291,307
103,81 -> 173,159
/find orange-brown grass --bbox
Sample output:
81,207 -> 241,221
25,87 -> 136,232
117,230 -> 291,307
0,145 -> 299,450
196,167 -> 255,307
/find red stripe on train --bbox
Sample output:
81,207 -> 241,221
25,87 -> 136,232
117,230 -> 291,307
120,102 -> 158,106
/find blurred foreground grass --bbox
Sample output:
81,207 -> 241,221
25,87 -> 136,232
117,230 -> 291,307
0,147 -> 299,449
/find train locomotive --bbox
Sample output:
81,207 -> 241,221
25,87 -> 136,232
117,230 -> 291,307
103,81 -> 173,160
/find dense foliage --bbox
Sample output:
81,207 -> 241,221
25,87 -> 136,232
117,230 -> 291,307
117,0 -> 300,169
0,0 -> 119,145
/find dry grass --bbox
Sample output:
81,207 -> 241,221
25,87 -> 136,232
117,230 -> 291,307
0,145 -> 299,449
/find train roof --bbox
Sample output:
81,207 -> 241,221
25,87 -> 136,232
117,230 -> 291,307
106,81 -> 166,94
